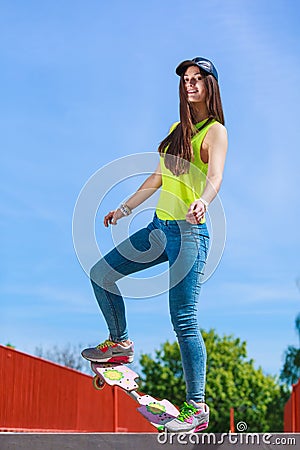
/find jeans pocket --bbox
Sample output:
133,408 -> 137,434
190,224 -> 209,237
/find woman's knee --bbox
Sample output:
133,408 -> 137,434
170,309 -> 198,337
90,258 -> 116,288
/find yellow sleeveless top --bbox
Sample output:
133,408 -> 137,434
155,119 -> 216,223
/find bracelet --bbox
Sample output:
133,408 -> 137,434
199,197 -> 209,210
120,203 -> 132,216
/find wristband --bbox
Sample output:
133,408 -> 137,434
199,197 -> 209,210
120,203 -> 132,216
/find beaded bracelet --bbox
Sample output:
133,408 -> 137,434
120,203 -> 132,216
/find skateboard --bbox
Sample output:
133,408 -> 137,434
91,361 -> 179,431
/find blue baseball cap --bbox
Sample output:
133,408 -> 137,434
176,57 -> 218,82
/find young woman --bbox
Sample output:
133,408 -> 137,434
82,57 -> 228,432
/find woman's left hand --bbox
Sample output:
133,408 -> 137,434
186,200 -> 206,224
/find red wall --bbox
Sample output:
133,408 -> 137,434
284,378 -> 300,432
0,345 -> 154,432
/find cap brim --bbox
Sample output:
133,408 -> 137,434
175,60 -> 198,76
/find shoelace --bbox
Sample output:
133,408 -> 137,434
177,402 -> 198,422
97,339 -> 116,350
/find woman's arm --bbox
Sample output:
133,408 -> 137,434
186,123 -> 228,224
104,162 -> 162,226
125,162 -> 162,210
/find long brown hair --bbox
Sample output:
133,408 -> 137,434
158,69 -> 225,176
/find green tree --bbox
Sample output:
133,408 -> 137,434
280,312 -> 300,385
139,329 -> 289,432
5,343 -> 15,349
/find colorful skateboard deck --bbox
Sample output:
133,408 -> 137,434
135,394 -> 179,428
92,362 -> 139,391
90,361 -> 179,430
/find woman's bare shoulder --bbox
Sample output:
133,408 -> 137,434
210,121 -> 227,135
205,122 -> 227,144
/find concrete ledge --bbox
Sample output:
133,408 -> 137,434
0,432 -> 299,450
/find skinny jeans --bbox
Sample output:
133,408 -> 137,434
90,213 -> 210,402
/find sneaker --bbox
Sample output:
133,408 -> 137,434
164,400 -> 209,433
81,339 -> 134,363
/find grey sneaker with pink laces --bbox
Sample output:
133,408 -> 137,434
164,400 -> 209,433
81,339 -> 134,363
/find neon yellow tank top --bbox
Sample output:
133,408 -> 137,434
156,118 -> 216,223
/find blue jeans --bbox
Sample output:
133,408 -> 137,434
90,213 -> 210,402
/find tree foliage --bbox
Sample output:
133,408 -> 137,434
5,343 -> 15,349
280,313 -> 300,386
139,329 -> 289,432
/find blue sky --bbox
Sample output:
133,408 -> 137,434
1,1 -> 300,380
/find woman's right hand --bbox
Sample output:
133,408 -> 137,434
104,209 -> 124,227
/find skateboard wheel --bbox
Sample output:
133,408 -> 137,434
93,375 -> 105,390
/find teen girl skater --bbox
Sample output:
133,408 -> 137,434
82,57 -> 228,432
